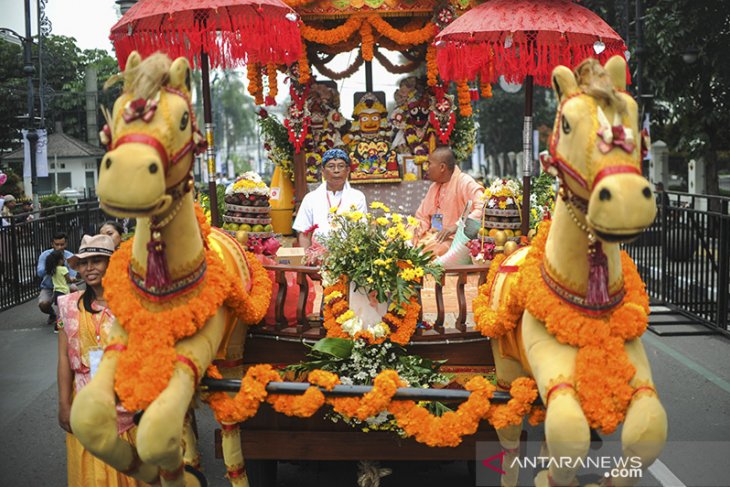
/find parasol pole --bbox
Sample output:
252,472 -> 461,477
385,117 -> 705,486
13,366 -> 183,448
365,60 -> 373,92
200,51 -> 220,227
521,74 -> 533,237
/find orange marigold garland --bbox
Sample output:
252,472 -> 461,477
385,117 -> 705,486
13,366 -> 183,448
360,21 -> 374,62
105,205 -> 271,412
323,277 -> 420,345
426,44 -> 438,87
480,79 -> 493,99
265,63 -> 278,106
298,42 -> 311,86
456,79 -> 472,116
472,253 -> 524,338
246,63 -> 261,103
206,364 -> 282,423
486,377 -> 538,429
520,221 -> 649,434
367,14 -> 435,45
329,370 -> 402,421
300,16 -> 363,45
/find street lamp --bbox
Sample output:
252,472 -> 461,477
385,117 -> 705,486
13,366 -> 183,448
0,0 -> 39,208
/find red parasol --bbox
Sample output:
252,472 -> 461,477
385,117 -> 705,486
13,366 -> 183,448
435,0 -> 627,87
435,0 -> 628,235
110,0 -> 301,70
110,0 -> 301,226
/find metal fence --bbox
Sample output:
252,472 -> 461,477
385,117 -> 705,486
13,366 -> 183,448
624,190 -> 730,336
0,201 -> 110,311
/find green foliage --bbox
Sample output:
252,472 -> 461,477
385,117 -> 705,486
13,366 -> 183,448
529,172 -> 557,228
452,113 -> 477,166
259,113 -> 294,181
211,71 -> 257,164
0,167 -> 24,199
198,184 -> 227,223
39,194 -> 71,208
0,40 -> 25,151
286,338 -> 450,389
320,204 -> 443,306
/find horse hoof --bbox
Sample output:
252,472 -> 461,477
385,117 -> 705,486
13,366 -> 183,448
184,464 -> 207,487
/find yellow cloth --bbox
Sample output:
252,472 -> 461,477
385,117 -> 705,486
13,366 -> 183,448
66,429 -> 149,487
52,266 -> 70,294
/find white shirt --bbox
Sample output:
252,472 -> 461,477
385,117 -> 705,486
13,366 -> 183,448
292,181 -> 367,241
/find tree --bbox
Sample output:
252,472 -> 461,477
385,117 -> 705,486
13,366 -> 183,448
211,70 -> 257,174
0,40 -> 27,153
642,0 -> 730,196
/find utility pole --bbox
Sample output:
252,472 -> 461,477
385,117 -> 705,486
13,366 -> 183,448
24,0 -> 39,209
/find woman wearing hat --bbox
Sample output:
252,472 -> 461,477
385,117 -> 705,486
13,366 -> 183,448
56,234 -> 149,486
292,148 -> 367,250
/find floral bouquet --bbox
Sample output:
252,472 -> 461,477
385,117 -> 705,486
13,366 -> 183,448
465,238 -> 496,264
529,172 -> 557,229
484,177 -> 523,211
320,202 -> 443,344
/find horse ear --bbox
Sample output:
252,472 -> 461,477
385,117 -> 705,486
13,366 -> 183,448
125,51 -> 142,72
169,57 -> 192,93
551,65 -> 578,102
604,55 -> 628,91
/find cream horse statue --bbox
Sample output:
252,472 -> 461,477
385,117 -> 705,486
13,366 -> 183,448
475,56 -> 667,487
70,52 -> 271,487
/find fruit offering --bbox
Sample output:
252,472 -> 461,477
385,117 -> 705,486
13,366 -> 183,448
222,172 -> 279,254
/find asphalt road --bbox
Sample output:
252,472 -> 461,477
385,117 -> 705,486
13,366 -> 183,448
1,299 -> 729,487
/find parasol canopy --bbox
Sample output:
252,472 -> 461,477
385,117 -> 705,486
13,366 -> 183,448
110,0 -> 302,70
435,0 -> 628,86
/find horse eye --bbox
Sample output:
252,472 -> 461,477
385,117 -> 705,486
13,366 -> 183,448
561,116 -> 571,134
180,111 -> 189,131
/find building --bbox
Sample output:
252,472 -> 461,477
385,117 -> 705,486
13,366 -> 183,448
2,123 -> 105,198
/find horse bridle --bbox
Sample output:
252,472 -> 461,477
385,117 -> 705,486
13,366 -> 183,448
109,86 -> 206,199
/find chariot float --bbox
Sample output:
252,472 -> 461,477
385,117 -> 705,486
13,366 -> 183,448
75,0 -> 666,486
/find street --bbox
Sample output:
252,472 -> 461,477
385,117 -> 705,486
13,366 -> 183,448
1,300 -> 729,486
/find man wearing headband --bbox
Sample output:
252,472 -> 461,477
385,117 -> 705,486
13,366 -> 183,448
292,148 -> 367,249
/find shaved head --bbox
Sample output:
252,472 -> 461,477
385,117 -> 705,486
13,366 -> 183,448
431,146 -> 456,171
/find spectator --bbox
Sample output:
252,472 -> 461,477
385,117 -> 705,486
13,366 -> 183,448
38,232 -> 77,326
45,249 -> 73,332
21,200 -> 35,221
56,234 -> 149,486
99,221 -> 124,249
1,194 -> 16,226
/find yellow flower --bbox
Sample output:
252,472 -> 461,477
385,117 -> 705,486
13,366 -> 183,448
348,211 -> 364,221
329,206 -> 338,214
386,227 -> 398,239
376,217 -> 389,226
335,309 -> 355,324
370,201 -> 390,212
407,216 -> 418,227
391,214 -> 402,224
367,277 -> 374,283
354,246 -> 360,253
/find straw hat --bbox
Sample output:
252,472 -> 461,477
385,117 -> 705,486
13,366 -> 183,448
68,234 -> 115,269
3,195 -> 16,203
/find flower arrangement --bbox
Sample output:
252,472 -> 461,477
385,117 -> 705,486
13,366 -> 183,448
320,202 -> 443,307
466,238 -> 496,264
258,110 -> 294,182
451,112 -> 477,165
529,171 -> 557,229
484,177 -> 523,210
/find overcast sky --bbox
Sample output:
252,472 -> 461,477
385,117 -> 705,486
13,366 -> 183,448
0,0 -> 401,114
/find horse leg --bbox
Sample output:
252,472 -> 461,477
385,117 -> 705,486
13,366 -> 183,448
490,338 -> 527,487
136,308 -> 228,487
606,339 -> 667,487
522,312 -> 589,487
70,320 -> 160,484
182,410 -> 201,471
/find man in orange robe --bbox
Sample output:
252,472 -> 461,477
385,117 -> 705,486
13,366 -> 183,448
413,147 -> 484,257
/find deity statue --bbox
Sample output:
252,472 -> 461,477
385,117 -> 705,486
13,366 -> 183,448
343,92 -> 400,183
390,77 -> 437,166
304,81 -> 348,183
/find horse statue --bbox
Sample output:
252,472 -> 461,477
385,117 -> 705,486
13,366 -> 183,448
473,56 -> 667,487
69,51 -> 271,487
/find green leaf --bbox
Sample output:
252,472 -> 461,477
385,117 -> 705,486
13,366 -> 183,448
311,338 -> 354,359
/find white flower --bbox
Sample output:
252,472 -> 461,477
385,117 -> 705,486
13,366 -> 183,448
341,316 -> 364,336
339,376 -> 353,385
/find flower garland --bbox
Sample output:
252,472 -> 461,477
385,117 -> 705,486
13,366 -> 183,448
104,205 -> 271,411
426,44 -> 438,87
311,53 -> 364,80
300,16 -> 363,45
472,220 -> 651,434
367,14 -> 435,45
298,43 -> 311,86
456,79 -> 472,117
322,277 -> 420,346
373,46 -> 424,74
480,79 -> 493,99
265,63 -> 278,106
246,62 -> 260,102
360,21 -> 375,62
206,367 -> 538,449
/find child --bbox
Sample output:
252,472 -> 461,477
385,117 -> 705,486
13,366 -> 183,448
45,249 -> 72,332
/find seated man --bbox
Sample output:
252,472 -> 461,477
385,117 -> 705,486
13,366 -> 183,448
413,147 -> 484,257
293,148 -> 368,250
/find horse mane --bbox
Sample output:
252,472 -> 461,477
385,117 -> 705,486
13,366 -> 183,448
104,52 -> 172,100
573,58 -> 627,115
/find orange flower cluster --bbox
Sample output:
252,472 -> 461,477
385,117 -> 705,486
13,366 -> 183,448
367,14 -> 435,45
456,79 -> 472,116
301,16 -> 363,45
329,370 -> 402,421
298,42 -> 311,85
473,220 -> 651,434
247,63 -> 264,105
472,253 -> 523,338
480,79 -> 493,98
323,277 -> 420,345
426,44 -> 438,87
360,21 -> 375,61
104,205 -> 271,411
206,367 -> 538,448
266,63 -> 278,101
206,364 -> 282,423
528,405 -> 546,426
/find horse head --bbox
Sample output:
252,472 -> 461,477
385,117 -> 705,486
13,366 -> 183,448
546,55 -> 656,242
97,51 -> 205,218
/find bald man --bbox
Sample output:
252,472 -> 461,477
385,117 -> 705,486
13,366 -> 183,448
413,147 -> 484,257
